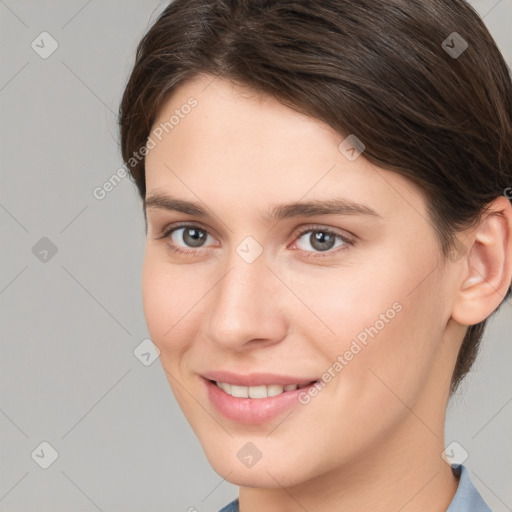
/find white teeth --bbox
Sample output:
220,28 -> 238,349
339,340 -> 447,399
215,381 -> 313,399
267,384 -> 285,396
230,384 -> 249,398
218,382 -> 231,394
249,385 -> 268,399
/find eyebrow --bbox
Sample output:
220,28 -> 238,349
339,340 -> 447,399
144,193 -> 382,222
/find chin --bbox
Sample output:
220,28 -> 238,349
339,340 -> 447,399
199,436 -> 318,489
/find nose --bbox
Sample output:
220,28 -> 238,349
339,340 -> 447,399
205,252 -> 288,351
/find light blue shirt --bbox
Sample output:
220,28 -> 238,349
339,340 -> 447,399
217,465 -> 492,512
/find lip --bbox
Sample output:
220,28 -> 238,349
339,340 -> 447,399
201,370 -> 318,387
201,376 -> 320,425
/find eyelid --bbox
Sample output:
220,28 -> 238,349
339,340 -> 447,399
291,224 -> 355,244
156,221 -> 218,243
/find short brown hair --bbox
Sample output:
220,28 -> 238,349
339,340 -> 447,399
118,0 -> 512,394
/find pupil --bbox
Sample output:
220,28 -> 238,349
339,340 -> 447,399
312,231 -> 335,251
184,228 -> 206,247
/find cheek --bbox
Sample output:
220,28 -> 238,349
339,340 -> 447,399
141,251 -> 200,406
310,247 -> 447,400
351,281 -> 446,415
142,255 -> 167,340
141,251 -> 190,353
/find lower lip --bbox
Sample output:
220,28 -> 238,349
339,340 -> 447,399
203,377 -> 319,425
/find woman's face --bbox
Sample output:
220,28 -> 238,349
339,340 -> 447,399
142,73 -> 461,487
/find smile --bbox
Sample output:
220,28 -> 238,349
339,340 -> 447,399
213,380 -> 318,399
203,377 -> 321,424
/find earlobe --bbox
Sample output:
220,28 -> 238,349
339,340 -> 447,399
452,196 -> 512,325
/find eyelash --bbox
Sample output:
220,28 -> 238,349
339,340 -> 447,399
156,222 -> 355,258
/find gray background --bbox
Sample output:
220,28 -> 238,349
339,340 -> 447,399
0,1 -> 511,511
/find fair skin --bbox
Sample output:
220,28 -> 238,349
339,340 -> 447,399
142,73 -> 512,512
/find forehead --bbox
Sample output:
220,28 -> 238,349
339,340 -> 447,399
144,74 -> 426,224
149,73 -> 342,162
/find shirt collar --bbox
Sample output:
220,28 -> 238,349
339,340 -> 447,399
446,464 -> 493,512
219,464 -> 492,512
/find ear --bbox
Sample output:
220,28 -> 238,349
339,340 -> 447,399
451,195 -> 512,326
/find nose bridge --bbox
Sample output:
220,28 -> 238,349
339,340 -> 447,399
216,243 -> 270,320
206,240 -> 286,348
218,233 -> 270,303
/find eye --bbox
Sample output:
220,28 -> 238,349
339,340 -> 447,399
156,223 -> 355,257
157,223 -> 216,255
291,225 -> 354,257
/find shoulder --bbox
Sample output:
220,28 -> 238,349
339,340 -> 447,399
217,497 -> 239,512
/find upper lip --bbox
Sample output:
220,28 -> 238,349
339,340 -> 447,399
201,370 -> 319,387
